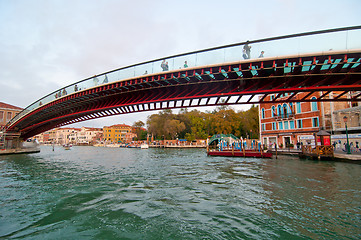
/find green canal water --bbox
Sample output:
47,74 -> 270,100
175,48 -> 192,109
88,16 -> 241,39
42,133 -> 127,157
0,146 -> 360,239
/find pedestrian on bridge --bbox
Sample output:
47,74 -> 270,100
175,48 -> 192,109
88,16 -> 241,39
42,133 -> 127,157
161,60 -> 166,71
243,41 -> 251,59
259,51 -> 264,58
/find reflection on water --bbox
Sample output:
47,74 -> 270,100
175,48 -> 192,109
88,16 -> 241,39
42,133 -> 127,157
0,146 -> 360,239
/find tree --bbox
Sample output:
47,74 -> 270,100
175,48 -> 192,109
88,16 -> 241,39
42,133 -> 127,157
144,105 -> 259,140
133,120 -> 145,128
238,105 -> 259,139
164,119 -> 185,139
147,114 -> 165,138
132,121 -> 147,140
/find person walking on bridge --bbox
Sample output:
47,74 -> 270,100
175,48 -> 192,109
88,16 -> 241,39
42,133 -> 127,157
161,60 -> 166,71
243,41 -> 251,59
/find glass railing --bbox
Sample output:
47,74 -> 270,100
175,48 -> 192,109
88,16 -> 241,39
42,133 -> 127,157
6,26 -> 361,129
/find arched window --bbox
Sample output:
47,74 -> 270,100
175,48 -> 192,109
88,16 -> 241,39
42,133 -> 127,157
311,97 -> 318,111
289,102 -> 293,114
277,104 -> 282,117
271,106 -> 276,117
282,104 -> 288,118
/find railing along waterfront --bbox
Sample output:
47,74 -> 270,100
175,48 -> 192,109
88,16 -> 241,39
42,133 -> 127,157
301,145 -> 334,158
6,26 -> 361,129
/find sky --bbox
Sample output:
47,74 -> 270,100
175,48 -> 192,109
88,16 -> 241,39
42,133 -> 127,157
0,0 -> 360,128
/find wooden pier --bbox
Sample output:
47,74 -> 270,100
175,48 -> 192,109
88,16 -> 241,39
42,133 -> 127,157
299,145 -> 334,160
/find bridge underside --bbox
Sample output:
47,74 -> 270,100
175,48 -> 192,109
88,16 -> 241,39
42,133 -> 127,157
8,51 -> 361,139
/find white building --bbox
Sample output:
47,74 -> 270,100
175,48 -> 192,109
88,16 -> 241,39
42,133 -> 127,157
35,127 -> 102,145
76,127 -> 103,145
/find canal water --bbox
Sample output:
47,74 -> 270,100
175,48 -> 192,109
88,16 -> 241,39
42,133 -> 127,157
0,146 -> 360,239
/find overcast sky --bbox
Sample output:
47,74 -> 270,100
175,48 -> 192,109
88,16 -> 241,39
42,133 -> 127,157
0,0 -> 360,128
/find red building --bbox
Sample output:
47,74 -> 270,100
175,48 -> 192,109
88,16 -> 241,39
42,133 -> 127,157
0,102 -> 23,128
259,91 -> 351,149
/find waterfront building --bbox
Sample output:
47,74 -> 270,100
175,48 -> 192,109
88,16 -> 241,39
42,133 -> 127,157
57,128 -> 81,145
35,128 -> 81,145
0,102 -> 23,128
35,127 -> 103,145
259,91 -> 359,149
76,127 -> 103,145
125,132 -> 137,143
103,124 -> 133,143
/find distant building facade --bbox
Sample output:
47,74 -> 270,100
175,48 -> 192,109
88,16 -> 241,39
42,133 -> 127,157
0,102 -> 23,128
103,124 -> 133,143
35,127 -> 103,145
259,91 -> 359,149
76,127 -> 103,145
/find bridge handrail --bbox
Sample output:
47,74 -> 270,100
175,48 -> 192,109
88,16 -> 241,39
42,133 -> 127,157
5,26 -> 361,130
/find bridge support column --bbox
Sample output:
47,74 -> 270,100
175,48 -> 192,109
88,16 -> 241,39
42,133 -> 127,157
0,131 -> 22,150
0,131 -> 39,155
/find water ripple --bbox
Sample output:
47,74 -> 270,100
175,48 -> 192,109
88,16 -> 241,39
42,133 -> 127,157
0,146 -> 360,239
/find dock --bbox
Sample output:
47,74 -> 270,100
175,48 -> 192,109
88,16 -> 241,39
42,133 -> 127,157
271,147 -> 361,163
299,145 -> 334,160
0,148 -> 40,155
333,152 -> 361,163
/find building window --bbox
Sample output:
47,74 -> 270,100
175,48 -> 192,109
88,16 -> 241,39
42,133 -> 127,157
272,122 -> 277,130
270,94 -> 274,101
262,123 -> 266,131
290,120 -> 295,129
297,119 -> 303,129
261,108 -> 265,119
6,112 -> 12,121
311,97 -> 318,111
296,102 -> 301,114
283,103 -> 289,117
278,122 -> 283,130
0,111 -> 3,121
289,102 -> 293,114
271,106 -> 276,117
284,121 -> 289,130
312,117 -> 319,127
277,104 -> 282,117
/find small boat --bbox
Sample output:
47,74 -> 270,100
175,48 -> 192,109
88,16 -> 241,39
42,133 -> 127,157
127,145 -> 140,148
63,144 -> 72,150
22,139 -> 40,149
140,143 -> 149,149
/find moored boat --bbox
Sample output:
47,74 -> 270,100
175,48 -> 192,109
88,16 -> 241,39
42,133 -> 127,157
140,143 -> 149,149
207,134 -> 272,158
63,144 -> 72,150
207,149 -> 272,158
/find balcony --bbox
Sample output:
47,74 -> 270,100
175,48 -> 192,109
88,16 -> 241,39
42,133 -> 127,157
275,113 -> 295,121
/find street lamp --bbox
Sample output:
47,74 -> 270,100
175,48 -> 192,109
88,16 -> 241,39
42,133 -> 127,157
343,116 -> 351,154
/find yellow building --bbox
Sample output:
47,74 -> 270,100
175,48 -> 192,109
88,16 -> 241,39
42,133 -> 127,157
103,124 -> 133,143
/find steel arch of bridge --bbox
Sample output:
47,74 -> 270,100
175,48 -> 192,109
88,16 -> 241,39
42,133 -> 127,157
8,49 -> 361,139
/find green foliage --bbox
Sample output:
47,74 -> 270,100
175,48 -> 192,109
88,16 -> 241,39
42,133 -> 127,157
145,106 -> 259,140
132,120 -> 147,140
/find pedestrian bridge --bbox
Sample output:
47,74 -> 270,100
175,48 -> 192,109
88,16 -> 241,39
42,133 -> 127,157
4,26 -> 361,139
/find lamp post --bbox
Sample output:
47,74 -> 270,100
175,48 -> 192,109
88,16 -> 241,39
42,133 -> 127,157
343,116 -> 351,154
